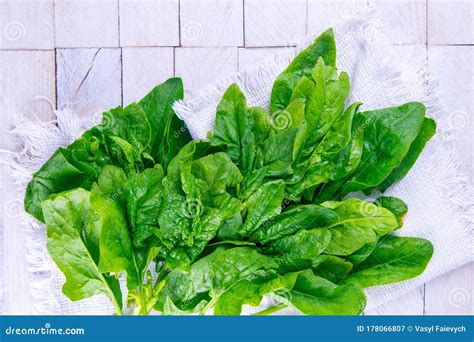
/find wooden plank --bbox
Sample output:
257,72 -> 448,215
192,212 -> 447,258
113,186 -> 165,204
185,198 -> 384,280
244,0 -> 306,47
180,0 -> 243,47
365,287 -> 425,315
428,45 -> 474,183
0,163 -> 27,314
174,47 -> 238,95
425,263 -> 473,315
0,0 -> 54,50
55,0 -> 119,48
428,0 -> 474,45
424,45 -> 473,315
308,0 -> 368,36
238,47 -> 294,71
369,0 -> 426,45
0,50 -> 56,117
56,48 -> 122,117
122,47 -> 174,105
119,0 -> 179,47
0,50 -> 56,314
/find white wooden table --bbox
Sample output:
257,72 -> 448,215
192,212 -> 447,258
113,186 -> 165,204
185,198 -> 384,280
1,0 -> 472,315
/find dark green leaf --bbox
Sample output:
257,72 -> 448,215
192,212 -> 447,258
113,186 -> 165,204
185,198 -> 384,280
250,204 -> 338,244
281,269 -> 365,315
103,103 -> 151,148
138,77 -> 191,168
257,128 -> 297,177
340,102 -> 426,196
303,58 -> 350,148
261,229 -> 332,273
375,196 -> 408,226
346,235 -> 433,288
248,106 -> 272,143
125,165 -> 165,247
240,166 -> 268,200
190,152 -> 242,206
344,241 -> 378,267
210,84 -> 256,174
211,247 -> 279,296
240,180 -> 286,237
25,149 -> 89,222
376,117 -> 436,192
216,212 -> 243,241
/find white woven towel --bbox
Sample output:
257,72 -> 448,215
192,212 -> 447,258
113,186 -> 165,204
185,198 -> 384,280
1,8 -> 472,315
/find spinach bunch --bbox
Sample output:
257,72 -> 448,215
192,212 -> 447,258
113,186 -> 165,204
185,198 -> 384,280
24,28 -> 435,316
26,78 -> 192,314
211,29 -> 436,204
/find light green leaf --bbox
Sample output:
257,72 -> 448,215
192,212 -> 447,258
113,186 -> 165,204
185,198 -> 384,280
42,189 -> 123,313
270,28 -> 336,113
311,255 -> 353,283
321,198 -> 399,255
91,182 -> 139,290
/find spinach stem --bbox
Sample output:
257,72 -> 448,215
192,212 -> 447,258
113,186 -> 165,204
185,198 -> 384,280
138,283 -> 148,315
251,303 -> 288,316
113,301 -> 124,316
200,298 -> 217,314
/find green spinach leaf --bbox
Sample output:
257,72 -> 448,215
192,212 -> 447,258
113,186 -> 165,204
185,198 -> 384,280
270,28 -> 336,113
42,189 -> 124,313
346,235 -> 434,288
250,204 -> 338,244
321,198 -> 400,255
240,180 -> 286,237
279,269 -> 365,315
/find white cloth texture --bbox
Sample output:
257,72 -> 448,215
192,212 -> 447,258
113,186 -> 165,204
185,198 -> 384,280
0,8 -> 472,315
